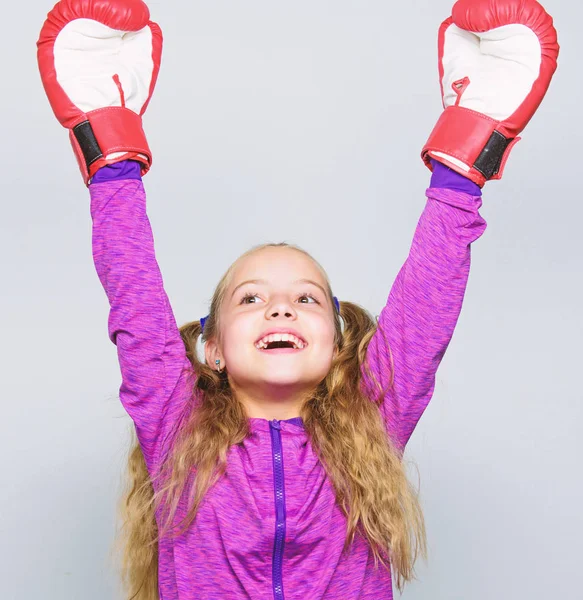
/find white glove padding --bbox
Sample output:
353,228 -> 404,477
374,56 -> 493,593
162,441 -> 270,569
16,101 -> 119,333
38,0 -> 162,184
422,0 -> 559,186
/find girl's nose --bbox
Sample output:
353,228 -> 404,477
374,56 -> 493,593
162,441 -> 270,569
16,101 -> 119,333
269,309 -> 294,318
267,298 -> 297,319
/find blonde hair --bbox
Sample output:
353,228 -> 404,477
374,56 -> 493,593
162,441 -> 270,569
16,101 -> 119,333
115,242 -> 427,599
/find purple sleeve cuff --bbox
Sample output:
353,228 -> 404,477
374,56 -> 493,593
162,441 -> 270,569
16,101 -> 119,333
90,160 -> 142,184
429,159 -> 482,196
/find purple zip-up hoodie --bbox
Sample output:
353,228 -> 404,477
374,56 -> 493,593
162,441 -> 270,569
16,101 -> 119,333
89,161 -> 486,599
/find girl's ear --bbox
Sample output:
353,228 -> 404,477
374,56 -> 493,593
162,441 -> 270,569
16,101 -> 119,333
204,338 -> 221,369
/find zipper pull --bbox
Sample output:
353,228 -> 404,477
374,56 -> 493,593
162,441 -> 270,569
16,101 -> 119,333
270,419 -> 281,430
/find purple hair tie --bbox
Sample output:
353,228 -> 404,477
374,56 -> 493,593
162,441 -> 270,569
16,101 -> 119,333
200,296 -> 341,334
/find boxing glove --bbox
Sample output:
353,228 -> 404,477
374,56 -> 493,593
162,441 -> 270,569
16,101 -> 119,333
421,0 -> 559,187
37,0 -> 162,185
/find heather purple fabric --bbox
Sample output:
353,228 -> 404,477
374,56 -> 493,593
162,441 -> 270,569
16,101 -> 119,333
430,158 -> 482,196
89,177 -> 487,599
90,159 -> 142,183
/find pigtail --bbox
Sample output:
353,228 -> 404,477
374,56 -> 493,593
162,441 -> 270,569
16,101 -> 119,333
115,427 -> 159,600
302,300 -> 427,591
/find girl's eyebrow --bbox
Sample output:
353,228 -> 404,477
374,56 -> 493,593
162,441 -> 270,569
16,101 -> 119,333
231,279 -> 267,298
295,279 -> 328,298
230,278 -> 327,299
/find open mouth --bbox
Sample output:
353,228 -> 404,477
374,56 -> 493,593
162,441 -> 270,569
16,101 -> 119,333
255,334 -> 308,352
257,341 -> 306,353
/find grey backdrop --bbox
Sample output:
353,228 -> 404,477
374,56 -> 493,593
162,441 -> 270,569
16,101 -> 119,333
2,0 -> 581,598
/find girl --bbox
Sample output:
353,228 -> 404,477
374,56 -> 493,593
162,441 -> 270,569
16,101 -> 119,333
37,0 -> 558,598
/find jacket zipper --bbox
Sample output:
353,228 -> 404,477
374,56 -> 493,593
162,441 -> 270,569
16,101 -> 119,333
269,419 -> 286,600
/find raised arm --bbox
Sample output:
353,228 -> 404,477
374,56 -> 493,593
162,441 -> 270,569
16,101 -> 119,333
90,163 -> 192,470
362,0 -> 558,452
362,163 -> 486,451
37,0 -> 194,470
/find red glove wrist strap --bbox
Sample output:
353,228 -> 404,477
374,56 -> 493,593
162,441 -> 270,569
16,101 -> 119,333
68,107 -> 152,185
422,106 -> 520,186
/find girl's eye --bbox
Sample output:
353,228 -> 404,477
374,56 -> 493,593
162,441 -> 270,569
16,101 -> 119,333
298,293 -> 320,304
240,293 -> 261,304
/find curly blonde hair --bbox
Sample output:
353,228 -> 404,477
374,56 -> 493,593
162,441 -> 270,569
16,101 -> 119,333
114,242 -> 427,599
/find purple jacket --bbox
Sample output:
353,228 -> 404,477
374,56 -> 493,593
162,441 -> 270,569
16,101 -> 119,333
89,173 -> 486,599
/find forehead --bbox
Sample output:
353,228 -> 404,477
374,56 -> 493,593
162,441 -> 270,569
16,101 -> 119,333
229,247 -> 327,288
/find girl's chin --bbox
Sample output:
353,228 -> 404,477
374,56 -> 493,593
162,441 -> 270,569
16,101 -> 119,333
239,369 -> 313,387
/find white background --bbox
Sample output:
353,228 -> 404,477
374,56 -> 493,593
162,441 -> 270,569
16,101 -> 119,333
1,0 -> 581,598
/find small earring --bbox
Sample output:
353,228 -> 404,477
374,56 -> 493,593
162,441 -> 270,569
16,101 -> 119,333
215,359 -> 222,373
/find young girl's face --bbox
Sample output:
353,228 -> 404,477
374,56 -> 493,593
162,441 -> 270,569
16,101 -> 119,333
208,247 -> 338,414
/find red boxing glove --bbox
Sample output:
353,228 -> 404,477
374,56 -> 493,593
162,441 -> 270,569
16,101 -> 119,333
37,0 -> 162,185
421,0 -> 559,187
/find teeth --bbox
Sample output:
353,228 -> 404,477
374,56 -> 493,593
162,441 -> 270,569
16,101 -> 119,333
255,333 -> 306,350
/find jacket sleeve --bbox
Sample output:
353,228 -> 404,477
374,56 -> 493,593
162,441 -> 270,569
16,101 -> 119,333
90,178 -> 194,472
361,186 -> 487,452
